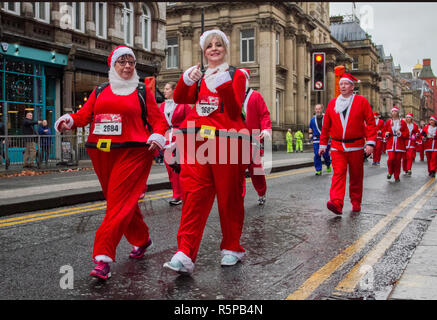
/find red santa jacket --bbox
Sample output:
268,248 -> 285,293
405,121 -> 420,149
159,101 -> 192,147
243,89 -> 271,133
422,124 -> 437,151
375,118 -> 385,140
173,67 -> 247,132
70,85 -> 168,145
383,119 -> 409,152
319,94 -> 377,152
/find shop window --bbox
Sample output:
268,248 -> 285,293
166,37 -> 179,69
34,2 -> 50,23
241,29 -> 255,63
122,2 -> 134,46
94,2 -> 107,39
141,4 -> 152,51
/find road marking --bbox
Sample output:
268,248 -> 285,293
0,168 -> 312,228
334,181 -> 437,293
286,178 -> 436,300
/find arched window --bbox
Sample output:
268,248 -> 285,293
122,2 -> 134,46
141,4 -> 152,51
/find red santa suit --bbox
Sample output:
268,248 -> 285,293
372,113 -> 385,164
422,119 -> 437,175
384,113 -> 409,180
169,61 -> 248,271
320,81 -> 377,214
240,69 -> 271,200
55,46 -> 168,266
402,114 -> 419,173
159,100 -> 192,201
416,127 -> 425,161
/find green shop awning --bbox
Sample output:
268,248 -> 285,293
0,42 -> 68,66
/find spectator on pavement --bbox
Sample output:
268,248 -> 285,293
286,129 -> 293,153
38,120 -> 52,165
294,129 -> 304,152
22,112 -> 42,168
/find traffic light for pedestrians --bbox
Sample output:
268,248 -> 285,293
312,52 -> 325,91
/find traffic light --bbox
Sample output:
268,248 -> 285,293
312,52 -> 325,91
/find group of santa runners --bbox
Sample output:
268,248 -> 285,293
53,29 -> 436,280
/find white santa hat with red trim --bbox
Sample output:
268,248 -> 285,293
199,29 -> 230,51
107,45 -> 136,68
339,73 -> 360,84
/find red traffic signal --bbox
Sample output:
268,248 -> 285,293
315,54 -> 323,63
312,52 -> 325,92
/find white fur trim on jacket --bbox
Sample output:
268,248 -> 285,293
147,133 -> 166,149
54,114 -> 74,133
172,251 -> 195,273
261,129 -> 271,140
366,140 -> 376,146
183,66 -> 197,86
214,71 -> 232,90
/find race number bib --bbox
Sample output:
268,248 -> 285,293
93,114 -> 122,135
196,96 -> 220,117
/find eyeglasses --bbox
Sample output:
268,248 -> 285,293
116,60 -> 136,66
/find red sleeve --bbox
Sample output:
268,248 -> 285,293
70,88 -> 97,128
256,93 -> 271,131
173,75 -> 198,105
145,86 -> 168,136
183,104 -> 192,119
216,69 -> 246,120
363,98 -> 377,144
400,120 -> 409,138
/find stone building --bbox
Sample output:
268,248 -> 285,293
0,2 -> 166,136
160,1 -> 350,150
330,14 -> 381,112
418,58 -> 437,115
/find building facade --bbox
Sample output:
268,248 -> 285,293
1,2 -> 166,136
160,1 -> 348,150
418,58 -> 437,115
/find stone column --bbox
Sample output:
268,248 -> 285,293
178,26 -> 193,71
284,26 -> 296,125
296,34 -> 307,125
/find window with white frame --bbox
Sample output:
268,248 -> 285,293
34,2 -> 50,23
276,32 -> 280,65
94,2 -> 107,39
240,29 -> 255,63
122,2 -> 134,46
141,4 -> 152,51
69,2 -> 85,32
3,2 -> 20,15
166,37 -> 179,69
352,56 -> 359,70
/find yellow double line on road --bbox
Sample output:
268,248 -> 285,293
0,167 -> 314,228
286,178 -> 436,300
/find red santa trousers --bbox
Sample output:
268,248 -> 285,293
176,135 -> 247,262
330,150 -> 364,210
164,160 -> 183,200
402,148 -> 416,172
248,161 -> 267,197
387,151 -> 403,179
426,151 -> 437,173
417,143 -> 425,161
373,139 -> 384,163
88,147 -> 153,261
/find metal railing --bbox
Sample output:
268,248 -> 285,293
0,134 -> 90,170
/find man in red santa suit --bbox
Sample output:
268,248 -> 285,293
384,106 -> 409,182
422,116 -> 437,177
240,68 -> 272,205
55,46 -> 168,279
319,73 -> 376,215
160,81 -> 192,206
372,112 -> 385,166
402,113 -> 419,176
163,30 -> 249,275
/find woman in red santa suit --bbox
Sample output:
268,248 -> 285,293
402,113 -> 419,176
384,106 -> 409,182
372,112 -> 385,166
319,73 -> 377,215
160,81 -> 192,206
163,30 -> 248,275
55,46 -> 168,279
422,116 -> 437,177
417,120 -> 426,162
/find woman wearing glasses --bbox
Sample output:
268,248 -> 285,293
55,45 -> 168,280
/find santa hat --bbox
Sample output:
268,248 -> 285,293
339,73 -> 360,84
391,106 -> 400,113
406,113 -> 413,118
107,45 -> 135,68
430,116 -> 437,122
374,112 -> 380,117
199,29 -> 229,51
241,68 -> 250,80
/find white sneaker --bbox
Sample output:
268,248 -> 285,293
221,254 -> 240,266
163,252 -> 194,275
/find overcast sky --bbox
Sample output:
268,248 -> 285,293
329,2 -> 437,74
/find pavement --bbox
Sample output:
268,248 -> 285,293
1,148 -> 437,300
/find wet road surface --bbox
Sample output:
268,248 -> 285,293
1,156 -> 436,300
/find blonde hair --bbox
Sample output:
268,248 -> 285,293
203,33 -> 228,61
